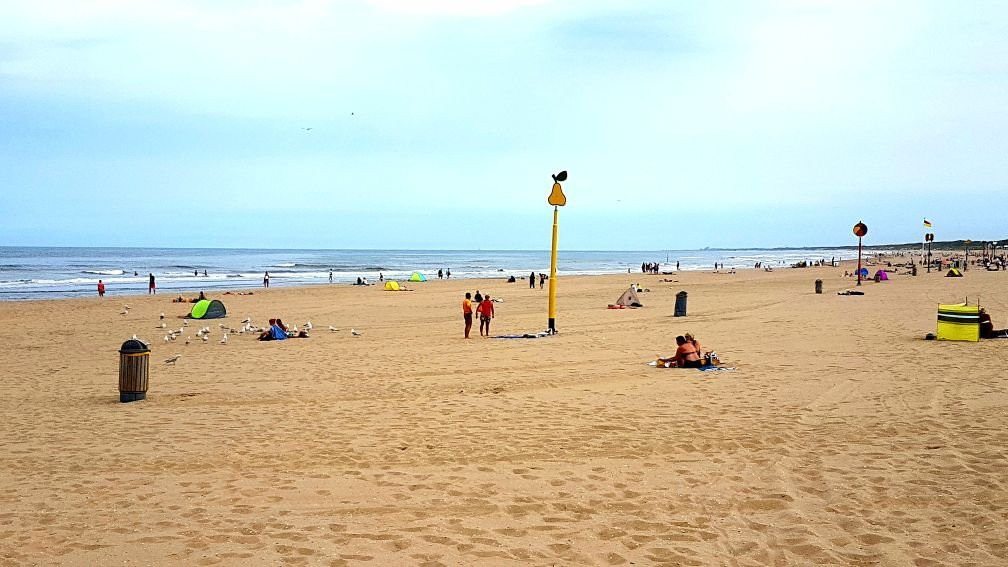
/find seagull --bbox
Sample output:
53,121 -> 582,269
220,334 -> 228,345
241,317 -> 251,324
185,336 -> 191,345
132,334 -> 138,340
350,328 -> 361,336
304,320 -> 313,331
120,308 -> 129,315
123,304 -> 131,310
160,322 -> 167,328
165,355 -> 180,365
329,326 -> 339,332
201,334 -> 209,343
301,127 -> 313,131
159,312 -> 165,320
183,320 -> 188,327
164,335 -> 170,343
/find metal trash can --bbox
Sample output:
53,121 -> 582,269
815,279 -> 823,294
119,339 -> 150,402
674,291 -> 688,317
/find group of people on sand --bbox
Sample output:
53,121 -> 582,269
657,332 -> 710,368
172,291 -> 207,303
461,290 -> 495,338
258,318 -> 309,340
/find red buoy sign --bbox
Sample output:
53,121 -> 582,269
853,222 -> 868,237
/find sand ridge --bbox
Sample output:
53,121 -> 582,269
1,263 -> 1007,565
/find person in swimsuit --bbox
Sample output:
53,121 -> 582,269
462,292 -> 474,338
478,294 -> 495,336
674,335 -> 702,368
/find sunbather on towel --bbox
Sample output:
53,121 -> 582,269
674,335 -> 702,368
684,331 -> 701,358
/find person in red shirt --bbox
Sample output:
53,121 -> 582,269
97,279 -> 105,297
674,335 -> 702,368
478,294 -> 495,336
461,292 -> 474,338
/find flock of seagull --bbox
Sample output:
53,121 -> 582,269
118,310 -> 363,366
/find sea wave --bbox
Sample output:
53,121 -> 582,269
82,269 -> 125,275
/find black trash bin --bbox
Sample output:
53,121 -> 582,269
119,339 -> 150,402
815,279 -> 823,294
674,291 -> 688,317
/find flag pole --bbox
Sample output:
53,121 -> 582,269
546,171 -> 567,334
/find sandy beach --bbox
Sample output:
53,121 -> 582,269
1,262 -> 1006,566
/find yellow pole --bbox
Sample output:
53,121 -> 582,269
548,206 -> 559,333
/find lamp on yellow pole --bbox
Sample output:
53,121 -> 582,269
546,171 -> 567,334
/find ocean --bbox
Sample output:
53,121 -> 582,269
0,246 -> 869,301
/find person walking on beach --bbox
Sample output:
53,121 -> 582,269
438,269 -> 443,280
446,269 -> 451,279
474,290 -> 482,304
462,292 -> 474,338
529,271 -> 535,289
478,294 -> 495,336
539,273 -> 545,289
263,271 -> 270,288
194,269 -> 198,276
97,279 -> 105,297
676,261 -> 680,271
329,269 -> 333,283
148,273 -> 156,294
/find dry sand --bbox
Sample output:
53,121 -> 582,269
1,262 -> 1007,566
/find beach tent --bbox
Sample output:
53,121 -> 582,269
858,267 -> 869,278
873,270 -> 889,281
613,286 -> 643,308
408,272 -> 427,282
187,299 -> 227,319
384,280 -> 401,291
946,268 -> 963,277
937,303 -> 980,341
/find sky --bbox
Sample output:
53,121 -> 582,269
1,0 -> 1005,250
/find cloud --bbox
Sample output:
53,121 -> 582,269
368,0 -> 546,17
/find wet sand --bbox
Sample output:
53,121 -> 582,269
1,262 -> 1006,565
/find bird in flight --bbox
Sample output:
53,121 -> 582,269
302,127 -> 313,131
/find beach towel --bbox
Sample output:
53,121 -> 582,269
648,360 -> 736,371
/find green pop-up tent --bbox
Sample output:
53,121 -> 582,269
408,272 -> 427,282
187,299 -> 227,319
